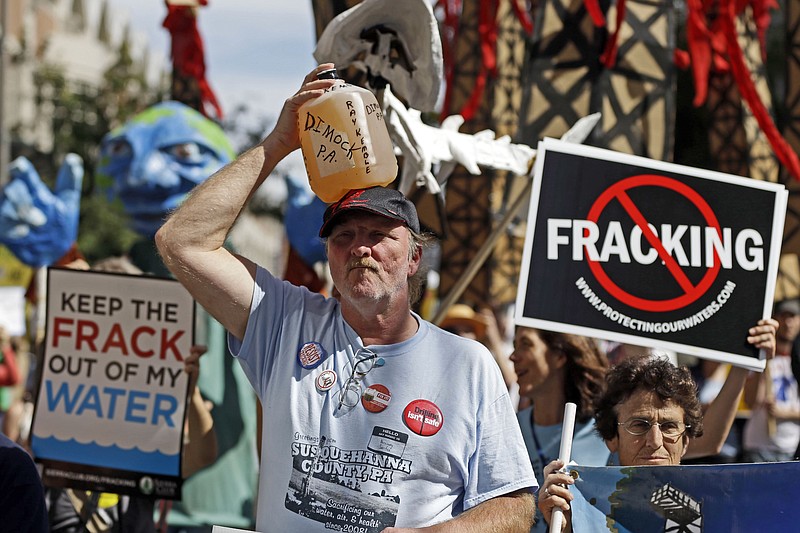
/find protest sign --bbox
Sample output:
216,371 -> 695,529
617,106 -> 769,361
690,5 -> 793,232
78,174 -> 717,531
515,138 -> 788,370
569,462 -> 800,532
31,268 -> 195,499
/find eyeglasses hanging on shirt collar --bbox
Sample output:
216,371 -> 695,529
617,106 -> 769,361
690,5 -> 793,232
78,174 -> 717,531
337,348 -> 385,411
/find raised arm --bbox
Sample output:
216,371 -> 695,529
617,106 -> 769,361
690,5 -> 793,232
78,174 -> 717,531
685,318 -> 777,459
155,64 -> 336,340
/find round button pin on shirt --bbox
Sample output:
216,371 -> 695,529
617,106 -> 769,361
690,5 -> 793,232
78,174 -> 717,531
403,399 -> 444,436
315,369 -> 337,392
298,342 -> 326,369
361,384 -> 391,413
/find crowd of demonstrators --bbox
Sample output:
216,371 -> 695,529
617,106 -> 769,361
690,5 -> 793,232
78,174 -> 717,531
155,63 -> 784,532
155,63 -> 537,532
0,62 -> 794,533
743,298 -> 800,463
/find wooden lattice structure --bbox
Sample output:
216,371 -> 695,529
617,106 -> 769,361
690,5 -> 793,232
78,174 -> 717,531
779,0 -> 800,300
593,0 -> 677,159
518,1 -> 600,146
306,0 -> 492,306
738,9 -> 780,184
706,8 -> 778,181
488,2 -> 533,306
518,0 -> 676,161
705,4 -> 794,299
708,4 -> 800,300
436,0 -> 495,305
434,0 -> 532,307
735,6 -> 794,299
309,0 -> 800,302
707,69 -> 749,177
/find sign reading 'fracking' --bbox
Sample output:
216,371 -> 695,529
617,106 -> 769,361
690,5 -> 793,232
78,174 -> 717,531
515,139 -> 788,370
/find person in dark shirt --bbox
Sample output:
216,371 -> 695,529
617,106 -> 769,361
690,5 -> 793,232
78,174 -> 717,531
0,431 -> 48,532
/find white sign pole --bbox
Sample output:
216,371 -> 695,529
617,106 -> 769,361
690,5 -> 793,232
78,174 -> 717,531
549,402 -> 577,533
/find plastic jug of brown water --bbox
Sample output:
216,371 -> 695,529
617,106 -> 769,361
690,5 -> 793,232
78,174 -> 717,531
298,69 -> 398,203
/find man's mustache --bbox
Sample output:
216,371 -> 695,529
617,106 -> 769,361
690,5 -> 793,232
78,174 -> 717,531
348,258 -> 379,271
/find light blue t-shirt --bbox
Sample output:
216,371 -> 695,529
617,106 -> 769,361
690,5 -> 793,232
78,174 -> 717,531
517,405 -> 612,532
229,266 -> 537,532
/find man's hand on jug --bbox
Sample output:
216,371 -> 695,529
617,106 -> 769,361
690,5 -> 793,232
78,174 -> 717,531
272,63 -> 337,155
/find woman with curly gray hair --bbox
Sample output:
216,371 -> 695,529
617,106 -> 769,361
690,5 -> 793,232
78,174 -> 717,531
593,355 -> 704,448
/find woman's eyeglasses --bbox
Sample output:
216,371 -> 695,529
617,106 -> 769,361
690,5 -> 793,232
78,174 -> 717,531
618,418 -> 690,441
337,349 -> 384,411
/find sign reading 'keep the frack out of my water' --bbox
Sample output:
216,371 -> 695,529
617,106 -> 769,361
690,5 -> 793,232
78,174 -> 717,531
32,268 -> 195,499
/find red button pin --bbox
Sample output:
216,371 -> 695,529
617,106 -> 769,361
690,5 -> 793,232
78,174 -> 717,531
403,399 -> 443,436
361,384 -> 391,413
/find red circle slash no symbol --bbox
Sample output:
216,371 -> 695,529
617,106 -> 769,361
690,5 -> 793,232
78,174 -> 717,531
586,175 -> 722,312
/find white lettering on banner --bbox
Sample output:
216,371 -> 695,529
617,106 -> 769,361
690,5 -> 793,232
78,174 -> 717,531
547,219 -> 764,271
574,277 -> 737,332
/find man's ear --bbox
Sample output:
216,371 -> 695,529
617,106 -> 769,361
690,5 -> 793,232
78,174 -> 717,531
408,245 -> 422,276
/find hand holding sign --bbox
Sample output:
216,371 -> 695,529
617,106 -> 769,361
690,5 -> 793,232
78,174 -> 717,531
550,403 -> 577,533
184,344 -> 208,397
539,459 -> 574,532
